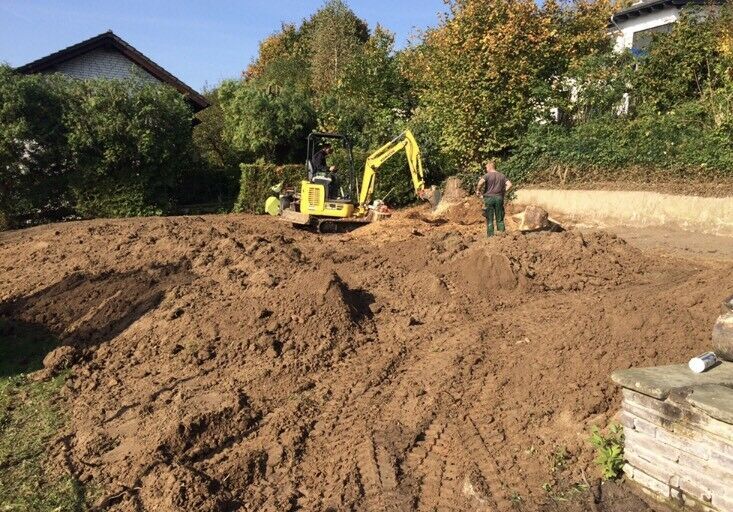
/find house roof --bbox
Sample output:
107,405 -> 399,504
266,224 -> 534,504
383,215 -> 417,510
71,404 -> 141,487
15,30 -> 209,113
612,0 -> 724,23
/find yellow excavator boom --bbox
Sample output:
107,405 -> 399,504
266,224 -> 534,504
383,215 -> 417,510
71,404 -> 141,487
357,129 -> 427,213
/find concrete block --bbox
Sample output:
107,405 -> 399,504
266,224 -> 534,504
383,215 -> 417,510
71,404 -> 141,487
678,451 -> 733,489
669,420 -> 733,460
624,395 -> 731,442
623,390 -> 686,422
681,489 -> 716,511
669,486 -> 684,502
627,436 -> 731,503
628,466 -> 671,498
622,463 -> 635,479
696,415 -> 733,444
626,427 -> 681,463
709,450 -> 733,473
679,477 -> 713,504
687,384 -> 733,428
612,363 -> 733,400
622,400 -> 674,430
634,416 -> 658,437
618,410 -> 636,430
626,445 -> 680,486
656,426 -> 711,460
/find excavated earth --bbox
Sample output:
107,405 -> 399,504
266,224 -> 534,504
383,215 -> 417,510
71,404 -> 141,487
1,200 -> 732,512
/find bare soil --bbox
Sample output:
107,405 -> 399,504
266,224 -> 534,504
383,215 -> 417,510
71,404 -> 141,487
1,200 -> 731,512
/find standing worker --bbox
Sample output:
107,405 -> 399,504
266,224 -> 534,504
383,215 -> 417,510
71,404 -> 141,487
476,161 -> 512,237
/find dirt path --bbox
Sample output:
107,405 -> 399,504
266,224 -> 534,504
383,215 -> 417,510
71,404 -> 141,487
604,225 -> 733,262
1,204 -> 730,511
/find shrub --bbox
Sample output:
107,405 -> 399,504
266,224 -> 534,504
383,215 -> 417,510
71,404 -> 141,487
219,79 -> 315,165
0,66 -> 71,225
504,101 -> 733,185
0,67 -> 196,224
234,163 -> 304,214
589,424 -> 625,480
176,165 -> 241,210
65,79 -> 194,218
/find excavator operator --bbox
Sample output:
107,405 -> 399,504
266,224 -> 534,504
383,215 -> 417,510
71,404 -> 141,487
311,144 -> 334,175
311,143 -> 342,199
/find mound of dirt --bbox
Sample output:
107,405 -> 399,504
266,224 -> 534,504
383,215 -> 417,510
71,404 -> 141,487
42,345 -> 79,374
451,231 -> 646,293
1,211 -> 729,512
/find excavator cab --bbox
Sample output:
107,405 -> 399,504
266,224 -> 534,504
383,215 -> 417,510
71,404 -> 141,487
300,133 -> 358,220
306,133 -> 356,198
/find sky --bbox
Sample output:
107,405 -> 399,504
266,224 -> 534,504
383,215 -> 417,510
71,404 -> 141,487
0,0 -> 449,92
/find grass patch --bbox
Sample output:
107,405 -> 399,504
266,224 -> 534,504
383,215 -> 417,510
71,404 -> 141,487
0,317 -> 87,511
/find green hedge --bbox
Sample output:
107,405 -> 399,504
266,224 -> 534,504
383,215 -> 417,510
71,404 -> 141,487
175,165 -> 241,210
503,102 -> 733,185
0,66 -> 195,227
234,163 -> 304,214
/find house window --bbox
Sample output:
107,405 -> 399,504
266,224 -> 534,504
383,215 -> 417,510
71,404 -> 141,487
632,23 -> 675,52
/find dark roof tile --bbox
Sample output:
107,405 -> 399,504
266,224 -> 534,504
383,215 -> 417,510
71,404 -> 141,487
16,31 -> 209,112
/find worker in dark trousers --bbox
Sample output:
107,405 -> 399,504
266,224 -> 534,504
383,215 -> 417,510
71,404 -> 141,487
476,161 -> 512,237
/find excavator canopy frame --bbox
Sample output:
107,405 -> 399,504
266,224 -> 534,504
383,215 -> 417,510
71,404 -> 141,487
306,132 -> 357,202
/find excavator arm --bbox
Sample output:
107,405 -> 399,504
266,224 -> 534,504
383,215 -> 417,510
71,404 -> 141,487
357,130 -> 432,212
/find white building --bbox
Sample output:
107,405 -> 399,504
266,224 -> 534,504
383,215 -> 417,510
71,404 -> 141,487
16,31 -> 209,114
611,0 -> 724,54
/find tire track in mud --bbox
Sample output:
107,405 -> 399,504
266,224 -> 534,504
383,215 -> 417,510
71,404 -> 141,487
356,435 -> 396,510
300,346 -> 408,509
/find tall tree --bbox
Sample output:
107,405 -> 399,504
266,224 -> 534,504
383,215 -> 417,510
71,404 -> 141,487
245,24 -> 303,81
302,0 -> 369,96
410,0 -> 613,165
324,25 -> 411,146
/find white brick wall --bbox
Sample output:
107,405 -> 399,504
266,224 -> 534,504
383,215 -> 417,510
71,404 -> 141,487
621,389 -> 733,511
49,48 -> 159,84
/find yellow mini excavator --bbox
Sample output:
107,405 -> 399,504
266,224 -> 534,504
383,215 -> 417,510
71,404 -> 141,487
265,130 -> 439,233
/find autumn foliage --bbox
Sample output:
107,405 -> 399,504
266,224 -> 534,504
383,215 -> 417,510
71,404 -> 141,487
212,0 -> 733,205
410,0 -> 612,165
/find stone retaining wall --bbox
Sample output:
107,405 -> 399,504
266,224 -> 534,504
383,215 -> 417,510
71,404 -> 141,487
612,364 -> 733,511
514,189 -> 733,237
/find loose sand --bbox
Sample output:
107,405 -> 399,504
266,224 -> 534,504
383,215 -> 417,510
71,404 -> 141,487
1,201 -> 730,511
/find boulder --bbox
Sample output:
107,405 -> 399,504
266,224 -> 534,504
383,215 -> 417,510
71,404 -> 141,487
519,205 -> 550,231
514,205 -> 564,232
713,294 -> 733,361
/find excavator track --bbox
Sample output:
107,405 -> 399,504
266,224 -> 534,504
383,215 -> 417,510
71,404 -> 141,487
315,218 -> 372,234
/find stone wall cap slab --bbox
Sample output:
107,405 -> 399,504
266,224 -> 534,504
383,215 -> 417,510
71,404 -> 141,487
686,384 -> 733,425
611,363 -> 733,400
